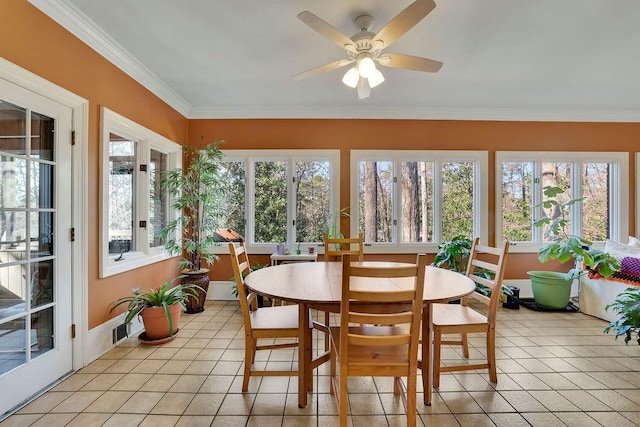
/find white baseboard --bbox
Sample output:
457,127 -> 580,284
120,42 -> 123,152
208,280 -> 238,301
85,313 -> 143,365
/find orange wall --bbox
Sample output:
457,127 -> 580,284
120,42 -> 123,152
3,2 -> 640,328
1,1 -> 187,329
190,119 -> 639,281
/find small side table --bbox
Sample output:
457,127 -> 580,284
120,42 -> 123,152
270,252 -> 318,266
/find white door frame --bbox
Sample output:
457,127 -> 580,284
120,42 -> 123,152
0,57 -> 89,370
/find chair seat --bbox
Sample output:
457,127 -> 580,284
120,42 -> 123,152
432,303 -> 488,327
250,304 -> 299,331
329,326 -> 410,366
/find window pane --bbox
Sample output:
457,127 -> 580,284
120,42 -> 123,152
501,161 -> 533,242
582,162 -> 609,241
219,161 -> 246,239
0,316 -> 27,373
30,161 -> 53,209
31,111 -> 54,161
31,307 -> 54,360
401,161 -> 433,243
0,265 -> 27,322
254,161 -> 287,243
109,134 -> 135,254
295,161 -> 330,243
359,161 -> 393,242
541,162 -> 571,242
31,260 -> 53,308
0,100 -> 26,154
441,162 -> 474,241
149,149 -> 167,248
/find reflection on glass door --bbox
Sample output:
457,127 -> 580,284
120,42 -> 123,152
0,80 -> 72,417
0,100 -> 55,372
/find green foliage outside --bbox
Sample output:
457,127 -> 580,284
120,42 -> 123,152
254,161 -> 288,243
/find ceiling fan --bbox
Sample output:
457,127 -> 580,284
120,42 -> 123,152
294,0 -> 443,99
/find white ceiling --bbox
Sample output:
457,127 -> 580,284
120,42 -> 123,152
30,0 -> 640,121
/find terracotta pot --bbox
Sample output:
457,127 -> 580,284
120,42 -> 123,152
141,304 -> 182,340
182,269 -> 210,314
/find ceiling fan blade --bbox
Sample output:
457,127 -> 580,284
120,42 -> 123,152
373,0 -> 436,49
377,54 -> 442,72
293,59 -> 354,80
297,11 -> 356,50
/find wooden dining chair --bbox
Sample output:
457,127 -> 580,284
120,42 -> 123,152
317,233 -> 365,350
431,238 -> 509,388
228,242 -> 302,392
329,253 -> 427,427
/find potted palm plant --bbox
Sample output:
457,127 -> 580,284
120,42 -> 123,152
530,186 -> 618,309
110,277 -> 203,343
159,138 -> 225,313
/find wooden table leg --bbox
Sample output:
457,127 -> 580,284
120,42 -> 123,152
422,303 -> 433,406
298,304 -> 310,408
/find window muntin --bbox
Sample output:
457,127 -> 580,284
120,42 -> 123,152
218,150 -> 339,253
100,108 -> 181,277
351,151 -> 487,253
496,152 -> 628,253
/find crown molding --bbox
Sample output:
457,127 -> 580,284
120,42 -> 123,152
189,105 -> 640,122
28,0 -> 192,117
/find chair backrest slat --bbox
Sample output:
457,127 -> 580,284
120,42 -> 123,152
463,238 -> 509,323
229,242 -> 258,329
340,253 -> 426,359
324,233 -> 364,262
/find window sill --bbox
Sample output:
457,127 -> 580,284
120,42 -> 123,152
100,250 -> 174,278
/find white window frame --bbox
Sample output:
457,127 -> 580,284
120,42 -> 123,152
99,107 -> 181,277
496,151 -> 628,253
217,149 -> 340,255
350,150 -> 488,254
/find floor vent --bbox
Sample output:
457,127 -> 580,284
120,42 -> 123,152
112,323 -> 128,344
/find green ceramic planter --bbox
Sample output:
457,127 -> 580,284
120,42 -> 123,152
527,271 -> 573,309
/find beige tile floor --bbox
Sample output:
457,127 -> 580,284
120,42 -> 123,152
2,299 -> 640,427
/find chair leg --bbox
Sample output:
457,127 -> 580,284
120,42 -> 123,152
339,364 -> 348,427
487,327 -> 497,383
407,373 -> 417,427
393,377 -> 400,395
461,332 -> 469,358
329,342 -> 336,396
242,336 -> 253,392
324,311 -> 330,351
433,328 -> 442,389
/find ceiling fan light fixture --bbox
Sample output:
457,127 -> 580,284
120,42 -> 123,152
356,77 -> 371,100
368,69 -> 385,88
357,55 -> 376,78
342,67 -> 360,88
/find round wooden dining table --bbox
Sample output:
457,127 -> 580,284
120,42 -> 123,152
244,261 -> 475,408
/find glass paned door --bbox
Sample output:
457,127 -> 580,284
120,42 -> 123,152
0,78 -> 73,416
